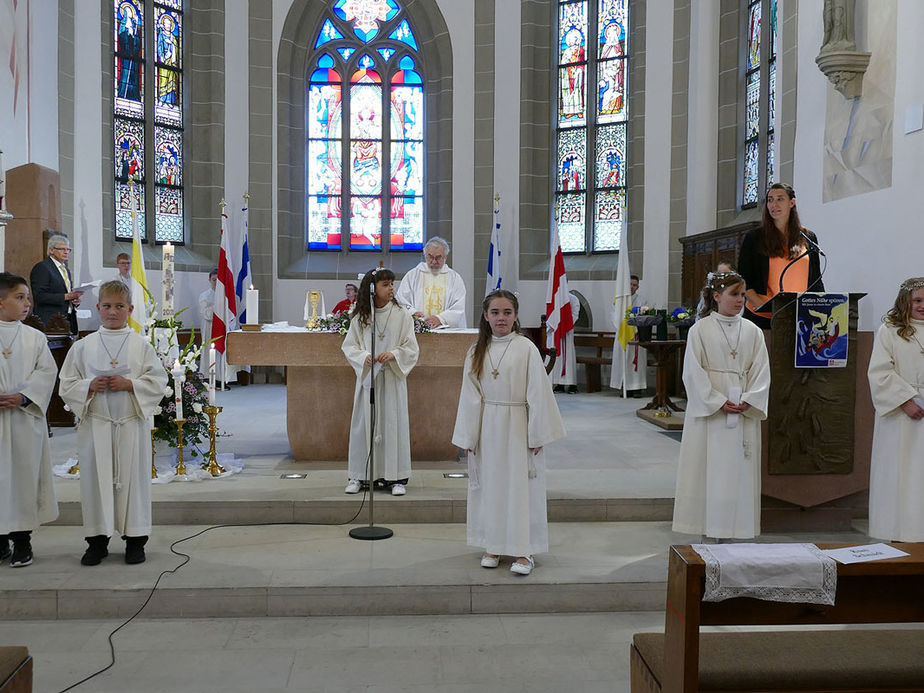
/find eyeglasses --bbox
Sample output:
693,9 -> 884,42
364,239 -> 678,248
52,246 -> 71,252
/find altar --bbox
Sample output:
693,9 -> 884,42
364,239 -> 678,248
226,329 -> 478,461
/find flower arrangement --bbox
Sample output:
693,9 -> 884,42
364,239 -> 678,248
625,305 -> 663,327
147,307 -> 215,457
667,306 -> 695,326
306,311 -> 433,335
412,315 -> 433,334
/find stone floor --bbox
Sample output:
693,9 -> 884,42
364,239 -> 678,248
6,384 -> 877,692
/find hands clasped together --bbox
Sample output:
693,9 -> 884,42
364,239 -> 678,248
89,375 -> 134,393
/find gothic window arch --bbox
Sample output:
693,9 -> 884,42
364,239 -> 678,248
554,0 -> 629,254
307,0 -> 424,252
741,0 -> 777,208
112,0 -> 185,243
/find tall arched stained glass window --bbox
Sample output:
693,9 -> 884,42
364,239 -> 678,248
113,0 -> 185,243
554,0 -> 628,254
307,0 -> 424,252
741,0 -> 777,208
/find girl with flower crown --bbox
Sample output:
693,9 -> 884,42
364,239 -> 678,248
341,268 -> 419,496
867,277 -> 924,541
672,271 -> 771,540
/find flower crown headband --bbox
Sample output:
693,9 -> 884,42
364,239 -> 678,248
900,277 -> 924,292
705,271 -> 744,290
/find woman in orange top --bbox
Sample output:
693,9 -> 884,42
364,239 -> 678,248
737,183 -> 825,329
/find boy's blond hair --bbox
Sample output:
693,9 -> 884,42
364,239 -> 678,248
98,280 -> 131,303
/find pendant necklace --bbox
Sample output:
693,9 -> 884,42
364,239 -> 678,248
486,339 -> 513,379
375,304 -> 393,340
100,331 -> 132,368
717,316 -> 742,359
0,323 -> 22,359
911,331 -> 924,355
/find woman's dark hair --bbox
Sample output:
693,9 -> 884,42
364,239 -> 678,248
472,289 -> 520,378
353,268 -> 397,325
759,183 -> 804,258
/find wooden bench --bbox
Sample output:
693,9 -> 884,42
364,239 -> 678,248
631,543 -> 924,692
574,331 -> 615,393
0,647 -> 32,693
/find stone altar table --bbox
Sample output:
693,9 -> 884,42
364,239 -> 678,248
226,329 -> 478,461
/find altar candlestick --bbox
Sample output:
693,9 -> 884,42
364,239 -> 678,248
161,242 -> 175,317
172,360 -> 184,420
246,285 -> 259,325
208,344 -> 216,405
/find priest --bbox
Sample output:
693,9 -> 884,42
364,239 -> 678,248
395,237 -> 467,328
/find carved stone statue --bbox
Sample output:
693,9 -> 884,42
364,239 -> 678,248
815,0 -> 870,99
821,0 -> 857,53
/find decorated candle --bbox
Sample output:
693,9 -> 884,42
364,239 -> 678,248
208,344 -> 216,405
171,360 -> 184,420
161,242 -> 175,317
246,285 -> 259,325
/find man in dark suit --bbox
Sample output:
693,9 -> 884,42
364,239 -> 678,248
30,234 -> 84,333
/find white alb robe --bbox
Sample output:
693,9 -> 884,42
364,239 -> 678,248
452,334 -> 566,556
341,303 -> 419,481
0,321 -> 58,533
395,262 -> 468,328
551,294 -> 581,386
59,327 -> 168,537
867,320 -> 924,541
672,312 -> 770,539
610,292 -> 649,391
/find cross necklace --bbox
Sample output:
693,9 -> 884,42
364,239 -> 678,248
0,323 -> 22,359
375,304 -> 393,340
100,332 -> 132,368
486,339 -> 513,379
717,316 -> 742,359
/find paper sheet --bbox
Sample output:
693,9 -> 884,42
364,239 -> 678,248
821,543 -> 910,565
362,362 -> 383,389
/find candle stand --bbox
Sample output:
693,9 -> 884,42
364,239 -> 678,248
175,419 -> 188,476
202,405 -> 226,476
151,428 -> 158,479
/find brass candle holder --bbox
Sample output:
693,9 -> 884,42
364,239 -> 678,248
68,460 -> 80,475
202,405 -> 226,477
151,428 -> 158,479
175,419 -> 187,476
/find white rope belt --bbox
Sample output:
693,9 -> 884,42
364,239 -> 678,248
483,399 -> 527,407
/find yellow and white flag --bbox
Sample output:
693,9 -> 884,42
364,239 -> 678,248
127,182 -> 151,333
609,208 -> 634,393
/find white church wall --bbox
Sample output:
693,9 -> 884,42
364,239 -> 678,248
794,0 -> 923,331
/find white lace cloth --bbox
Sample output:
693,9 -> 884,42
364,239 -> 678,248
692,543 -> 837,605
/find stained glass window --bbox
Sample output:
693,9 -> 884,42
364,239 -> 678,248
307,0 -> 424,251
555,0 -> 629,253
112,0 -> 184,243
741,0 -> 777,208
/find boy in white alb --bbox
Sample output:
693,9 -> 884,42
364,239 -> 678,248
0,273 -> 58,567
59,281 -> 168,565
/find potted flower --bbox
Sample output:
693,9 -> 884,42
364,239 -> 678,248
667,306 -> 695,339
625,306 -> 662,342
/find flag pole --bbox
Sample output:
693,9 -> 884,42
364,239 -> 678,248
220,197 -> 228,391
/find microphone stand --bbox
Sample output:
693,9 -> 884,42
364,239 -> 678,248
350,289 -> 393,541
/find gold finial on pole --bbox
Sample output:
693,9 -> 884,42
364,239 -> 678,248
494,192 -> 501,203
219,198 -> 226,215
242,191 -> 250,203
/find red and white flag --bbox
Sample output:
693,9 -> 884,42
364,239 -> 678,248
545,225 -> 574,378
211,211 -> 237,354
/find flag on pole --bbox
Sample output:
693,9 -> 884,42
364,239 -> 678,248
127,181 -> 151,334
485,198 -> 502,295
211,206 -> 237,354
545,224 -> 574,378
609,210 -> 633,393
235,198 -> 251,324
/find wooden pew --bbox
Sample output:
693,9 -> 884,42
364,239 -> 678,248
574,331 -> 615,393
631,543 -> 924,692
0,647 -> 32,693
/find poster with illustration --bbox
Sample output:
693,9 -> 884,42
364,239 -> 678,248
795,293 -> 849,368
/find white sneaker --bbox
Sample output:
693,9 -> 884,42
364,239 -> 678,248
344,479 -> 362,494
480,554 -> 500,569
391,483 -> 406,496
510,556 -> 535,575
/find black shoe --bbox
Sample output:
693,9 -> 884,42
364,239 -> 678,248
567,385 -> 578,394
10,534 -> 33,568
124,536 -> 148,565
553,385 -> 565,393
0,535 -> 9,563
81,535 -> 110,566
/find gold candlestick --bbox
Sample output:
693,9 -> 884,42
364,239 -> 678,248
202,405 -> 226,477
175,419 -> 187,476
68,460 -> 80,475
151,428 -> 158,479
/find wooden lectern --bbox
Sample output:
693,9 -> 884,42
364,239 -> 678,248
757,292 -> 873,529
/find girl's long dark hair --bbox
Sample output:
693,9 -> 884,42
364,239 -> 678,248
353,268 -> 397,326
885,277 -> 924,340
759,183 -> 804,258
472,290 -> 521,378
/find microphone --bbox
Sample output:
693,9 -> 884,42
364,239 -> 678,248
799,229 -> 825,257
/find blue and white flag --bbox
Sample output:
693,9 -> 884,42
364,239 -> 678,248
486,202 -> 502,295
235,198 -> 252,324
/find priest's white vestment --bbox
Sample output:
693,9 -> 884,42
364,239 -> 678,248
867,319 -> 924,541
610,291 -> 649,391
59,328 -> 168,537
672,313 -> 770,539
341,303 -> 419,481
0,321 -> 58,533
395,262 -> 467,328
452,334 -> 566,556
550,293 -> 580,387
